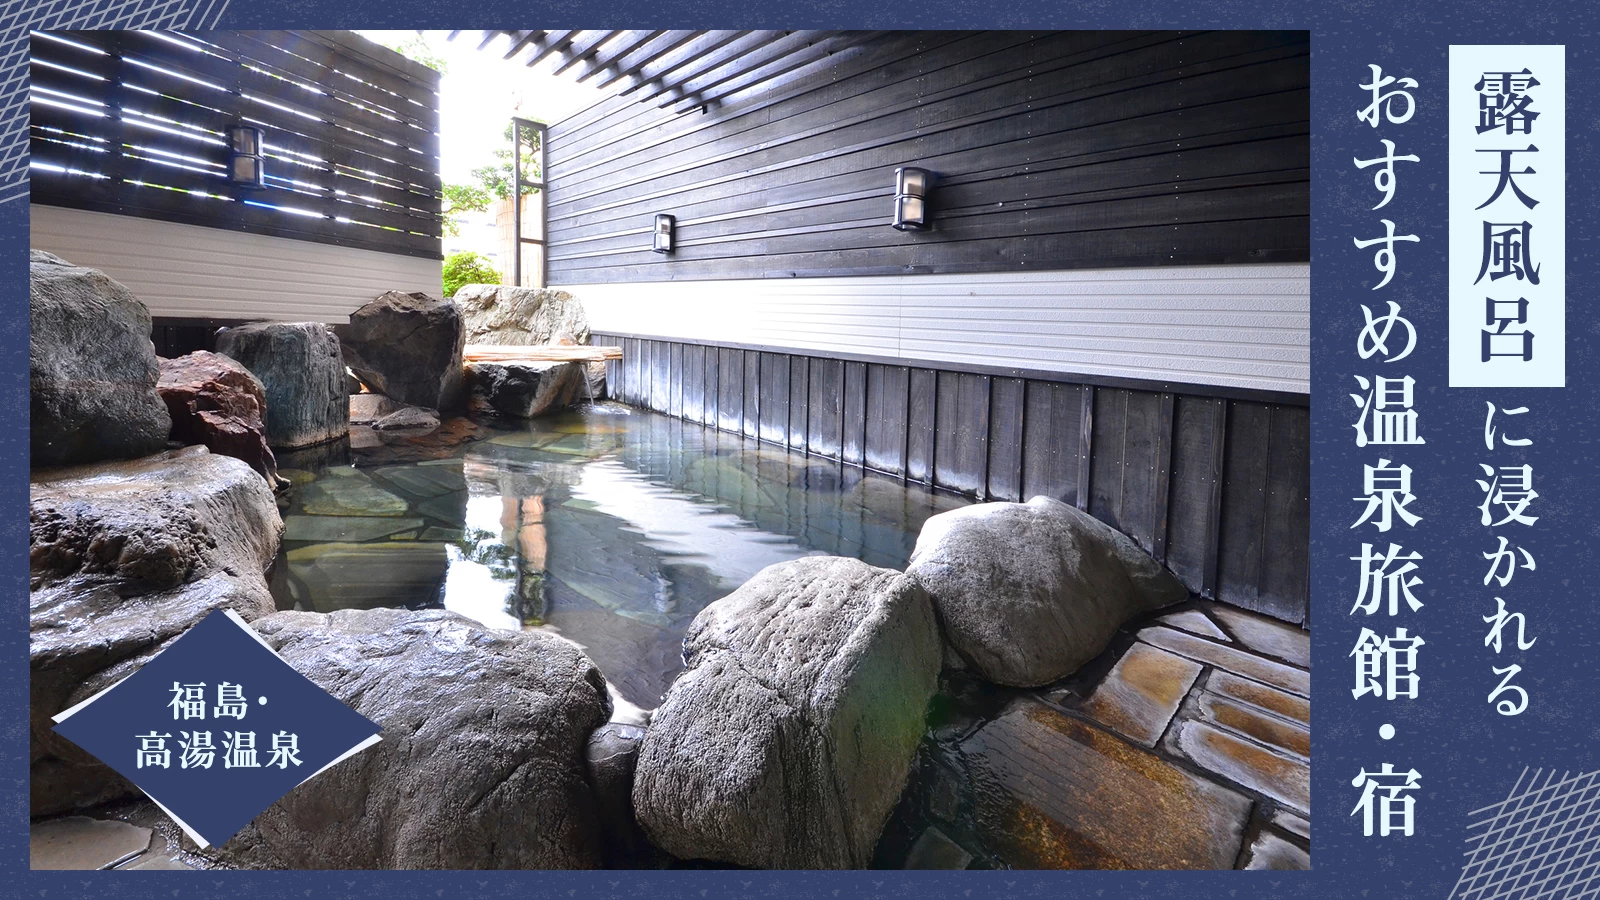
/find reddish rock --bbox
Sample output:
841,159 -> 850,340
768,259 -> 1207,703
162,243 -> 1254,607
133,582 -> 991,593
157,352 -> 278,485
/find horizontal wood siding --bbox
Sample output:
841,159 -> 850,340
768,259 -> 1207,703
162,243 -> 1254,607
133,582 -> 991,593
31,204 -> 442,323
593,332 -> 1309,625
547,30 -> 1307,282
560,265 -> 1309,394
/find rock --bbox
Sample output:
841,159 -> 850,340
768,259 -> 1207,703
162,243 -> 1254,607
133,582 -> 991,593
215,322 -> 348,449
632,556 -> 941,869
284,541 -> 448,612
347,372 -> 364,394
157,351 -> 278,484
586,723 -> 650,866
333,291 -> 465,410
907,496 -> 1188,687
585,360 -> 608,400
349,417 -> 488,467
465,361 -> 584,419
963,699 -> 1249,869
1078,642 -> 1202,748
903,826 -> 974,870
454,284 -> 590,346
373,406 -> 440,432
210,608 -> 611,869
30,816 -> 153,870
349,392 -> 407,425
30,448 -> 281,814
29,250 -> 172,467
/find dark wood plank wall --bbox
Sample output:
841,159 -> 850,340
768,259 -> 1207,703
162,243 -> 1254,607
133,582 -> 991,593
594,332 -> 1310,625
546,30 -> 1309,282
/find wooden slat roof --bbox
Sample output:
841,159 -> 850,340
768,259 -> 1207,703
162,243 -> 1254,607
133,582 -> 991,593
456,30 -> 880,114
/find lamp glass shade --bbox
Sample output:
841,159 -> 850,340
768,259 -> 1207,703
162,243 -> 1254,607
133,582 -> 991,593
229,154 -> 263,187
229,125 -> 261,155
653,214 -> 675,253
895,166 -> 928,197
893,195 -> 926,230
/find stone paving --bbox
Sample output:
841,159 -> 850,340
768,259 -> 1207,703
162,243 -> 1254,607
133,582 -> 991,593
29,802 -> 199,870
880,598 -> 1311,870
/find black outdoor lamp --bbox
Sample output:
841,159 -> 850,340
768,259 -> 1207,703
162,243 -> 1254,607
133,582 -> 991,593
892,166 -> 931,231
226,122 -> 265,189
653,214 -> 675,253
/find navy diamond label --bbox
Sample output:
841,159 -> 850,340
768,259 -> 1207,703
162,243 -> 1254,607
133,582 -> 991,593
52,609 -> 381,848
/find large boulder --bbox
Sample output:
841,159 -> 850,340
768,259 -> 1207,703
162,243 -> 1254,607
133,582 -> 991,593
29,447 -> 282,815
333,291 -> 465,410
906,496 -> 1188,687
465,360 -> 585,419
454,285 -> 590,346
632,556 -> 941,869
215,321 -> 348,449
157,351 -> 278,485
29,250 -> 172,467
209,608 -> 612,869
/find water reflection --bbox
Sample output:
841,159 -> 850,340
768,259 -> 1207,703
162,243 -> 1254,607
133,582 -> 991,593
269,402 -> 967,709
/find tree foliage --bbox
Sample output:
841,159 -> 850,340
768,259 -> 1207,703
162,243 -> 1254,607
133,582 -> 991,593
442,250 -> 500,298
441,122 -> 542,235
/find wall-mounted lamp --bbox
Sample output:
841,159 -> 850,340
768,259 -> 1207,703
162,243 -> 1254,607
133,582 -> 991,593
892,166 -> 931,231
653,214 -> 675,253
226,123 -> 265,189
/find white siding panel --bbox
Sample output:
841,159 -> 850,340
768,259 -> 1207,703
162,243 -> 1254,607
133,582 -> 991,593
29,205 -> 443,324
563,264 -> 1310,393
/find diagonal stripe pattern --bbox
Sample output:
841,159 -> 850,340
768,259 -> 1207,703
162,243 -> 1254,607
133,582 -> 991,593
1,0 -> 229,204
1450,767 -> 1600,900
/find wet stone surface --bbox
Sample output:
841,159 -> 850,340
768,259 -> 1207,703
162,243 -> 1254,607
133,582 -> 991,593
30,816 -> 152,870
877,599 -> 1311,870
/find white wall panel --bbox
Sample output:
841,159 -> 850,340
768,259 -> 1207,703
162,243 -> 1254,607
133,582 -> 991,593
29,205 -> 443,324
562,263 -> 1309,393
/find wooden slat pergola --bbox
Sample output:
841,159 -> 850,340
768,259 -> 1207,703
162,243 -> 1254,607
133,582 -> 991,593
453,30 -> 881,114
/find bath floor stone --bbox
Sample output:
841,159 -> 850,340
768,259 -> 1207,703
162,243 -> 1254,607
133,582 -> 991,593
30,816 -> 151,869
883,599 -> 1311,871
962,699 -> 1251,869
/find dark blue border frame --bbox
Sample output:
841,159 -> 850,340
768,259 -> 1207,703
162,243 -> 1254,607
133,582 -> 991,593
11,2 -> 1600,896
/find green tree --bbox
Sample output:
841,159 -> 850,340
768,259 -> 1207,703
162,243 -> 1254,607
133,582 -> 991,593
441,122 -> 542,236
442,250 -> 500,298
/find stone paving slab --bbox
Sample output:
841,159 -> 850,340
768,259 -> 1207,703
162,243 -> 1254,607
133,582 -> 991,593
964,700 -> 1250,869
1174,720 -> 1310,814
1199,693 -> 1310,759
1207,671 -> 1310,725
1210,605 -> 1311,669
1138,627 -> 1309,697
1159,609 -> 1231,641
1273,810 -> 1311,840
1242,831 -> 1311,870
1079,643 -> 1202,748
283,514 -> 425,543
31,816 -> 151,870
